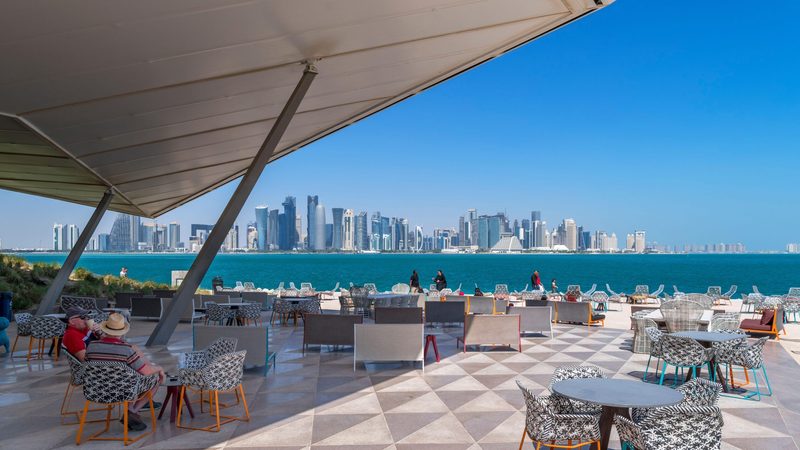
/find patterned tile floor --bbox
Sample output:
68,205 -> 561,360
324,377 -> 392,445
1,311 -> 799,449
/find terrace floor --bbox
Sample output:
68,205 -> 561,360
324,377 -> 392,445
1,304 -> 799,450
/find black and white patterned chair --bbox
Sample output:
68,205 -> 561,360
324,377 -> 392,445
236,303 -> 262,326
61,295 -> 98,312
10,312 -> 33,357
642,325 -> 663,381
61,351 -> 113,425
27,315 -> 66,360
494,284 -> 510,300
708,313 -> 741,332
205,302 -> 236,326
363,283 -> 378,295
549,365 -> 606,414
616,403 -> 723,449
338,293 -> 355,315
517,379 -> 601,450
177,350 -> 250,432
632,316 -> 658,354
715,336 -> 772,400
76,361 -> 159,445
181,337 -> 239,411
270,299 -> 296,325
632,377 -> 721,424
658,334 -> 715,386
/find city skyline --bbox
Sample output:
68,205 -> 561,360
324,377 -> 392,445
2,1 -> 800,249
31,196 -> 753,255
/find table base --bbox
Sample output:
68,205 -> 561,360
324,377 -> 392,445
158,385 -> 195,423
600,405 -> 629,450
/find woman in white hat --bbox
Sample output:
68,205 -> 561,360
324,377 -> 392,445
86,313 -> 164,431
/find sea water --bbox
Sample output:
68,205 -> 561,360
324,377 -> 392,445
14,253 -> 800,296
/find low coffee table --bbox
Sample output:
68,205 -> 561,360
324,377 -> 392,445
158,375 -> 195,423
551,378 -> 683,450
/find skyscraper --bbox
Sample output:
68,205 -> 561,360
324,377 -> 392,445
312,203 -> 326,250
224,226 -> 239,251
52,224 -> 64,251
634,230 -> 646,253
67,224 -> 80,250
246,223 -> 258,249
168,222 -> 181,250
458,216 -> 466,246
280,196 -> 297,250
355,211 -> 369,251
342,209 -> 355,251
306,195 -> 318,250
331,208 -> 344,250
268,209 -> 279,250
98,233 -> 110,252
370,212 -> 382,251
467,208 -> 477,246
255,205 -> 268,251
563,219 -> 577,251
109,213 -> 136,251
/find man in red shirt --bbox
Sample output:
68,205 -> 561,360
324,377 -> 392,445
61,307 -> 99,361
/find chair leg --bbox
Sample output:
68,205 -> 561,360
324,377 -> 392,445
518,426 -> 526,450
214,391 -> 221,431
177,386 -> 185,426
643,354 -> 652,381
659,362 -> 667,385
10,334 -> 20,357
75,400 -> 90,445
762,366 -> 773,396
122,402 -> 129,445
238,385 -> 250,421
27,336 -> 34,360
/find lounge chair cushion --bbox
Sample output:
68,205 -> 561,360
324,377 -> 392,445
591,314 -> 606,321
760,310 -> 775,326
740,318 -> 771,331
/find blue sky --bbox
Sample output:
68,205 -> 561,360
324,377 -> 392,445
2,1 -> 799,250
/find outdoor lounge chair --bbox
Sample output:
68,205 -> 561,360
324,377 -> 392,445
457,314 -> 521,352
740,307 -> 785,340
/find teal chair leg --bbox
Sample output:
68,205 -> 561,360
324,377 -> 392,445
643,355 -> 652,381
691,366 -> 697,380
673,366 -> 679,387
707,362 -> 716,382
659,362 -> 668,385
761,366 -> 773,396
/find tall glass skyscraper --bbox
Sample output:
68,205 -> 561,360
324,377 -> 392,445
312,203 -> 326,250
280,196 -> 297,250
307,195 -> 318,250
332,208 -> 344,250
255,205 -> 268,251
355,211 -> 368,251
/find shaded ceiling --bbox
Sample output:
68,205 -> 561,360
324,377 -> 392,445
0,0 -> 612,217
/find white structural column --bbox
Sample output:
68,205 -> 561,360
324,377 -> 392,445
147,63 -> 318,346
36,189 -> 115,315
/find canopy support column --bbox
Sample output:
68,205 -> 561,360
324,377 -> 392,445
36,189 -> 115,315
146,63 -> 318,346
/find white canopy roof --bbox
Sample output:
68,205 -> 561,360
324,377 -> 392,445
0,0 -> 611,217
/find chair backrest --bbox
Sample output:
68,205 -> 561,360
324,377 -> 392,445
549,364 -> 605,390
673,285 -> 681,294
199,350 -> 247,391
683,294 -> 713,309
706,286 -> 722,298
391,283 -> 411,294
676,378 -> 722,407
467,296 -> 494,314
722,285 -> 737,297
591,292 -> 609,302
205,337 -> 238,360
566,285 -> 580,294
494,284 -> 509,299
30,316 -> 66,339
584,284 -> 597,296
606,284 -> 618,296
289,282 -> 297,290
60,295 -> 98,313
439,288 -> 453,297
237,303 -> 262,320
516,380 -> 558,441
787,287 -> 800,298
425,301 -> 465,324
243,282 -> 256,290
708,314 -> 740,332
634,285 -> 649,295
752,285 -> 760,294
300,282 -> 313,290
374,307 -> 423,324
83,361 -> 157,403
659,334 -> 709,365
662,308 -> 702,333
205,302 -> 233,322
14,312 -> 33,335
651,284 -> 665,297
363,283 -> 378,294
65,350 -> 87,386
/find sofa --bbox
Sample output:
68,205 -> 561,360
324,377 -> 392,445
160,297 -> 204,323
303,314 -> 363,353
240,291 -> 272,310
457,314 -> 521,352
509,306 -> 552,337
354,324 -> 424,370
554,301 -> 605,326
130,297 -> 162,320
374,307 -> 423,324
740,307 -> 785,340
467,297 -> 495,314
425,301 -> 465,326
193,324 -> 274,375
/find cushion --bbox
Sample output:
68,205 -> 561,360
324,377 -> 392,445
740,319 -> 771,331
760,309 -> 775,326
591,314 -> 606,321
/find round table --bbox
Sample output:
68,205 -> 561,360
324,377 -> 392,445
671,330 -> 746,392
551,378 -> 683,450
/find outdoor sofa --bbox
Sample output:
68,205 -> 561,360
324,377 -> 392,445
303,313 -> 363,354
425,301 -> 465,326
554,301 -> 605,326
354,323 -> 424,370
509,306 -> 552,337
457,314 -> 521,352
374,307 -> 423,324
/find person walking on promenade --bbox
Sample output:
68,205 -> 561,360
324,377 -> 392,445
551,278 -> 559,293
119,267 -> 128,278
433,270 -> 447,291
531,270 -> 543,291
409,270 -> 421,293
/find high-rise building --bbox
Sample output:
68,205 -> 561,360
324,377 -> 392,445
224,226 -> 239,251
458,216 -> 466,246
312,203 -> 326,250
467,208 -> 478,247
67,224 -> 80,250
295,216 -> 303,249
370,212 -> 382,251
580,230 -> 592,251
280,196 -> 297,250
108,213 -> 138,252
414,226 -> 424,251
306,195 -> 318,250
331,208 -> 344,250
626,233 -> 635,251
634,230 -> 646,253
521,219 -> 531,249
268,209 -> 279,250
255,205 -> 268,251
355,211 -> 369,251
190,224 -> 214,244
98,233 -> 110,252
342,209 -> 355,251
168,222 -> 180,250
246,222 -> 258,249
394,218 -> 409,251
52,224 -> 64,251
563,219 -> 577,251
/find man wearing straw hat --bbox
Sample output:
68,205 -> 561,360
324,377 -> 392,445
86,313 -> 164,431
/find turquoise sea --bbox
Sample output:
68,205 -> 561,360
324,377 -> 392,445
13,253 -> 800,296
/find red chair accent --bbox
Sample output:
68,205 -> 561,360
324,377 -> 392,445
424,335 -> 440,363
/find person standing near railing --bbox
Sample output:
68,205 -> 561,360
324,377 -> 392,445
531,270 -> 543,290
409,270 -> 420,293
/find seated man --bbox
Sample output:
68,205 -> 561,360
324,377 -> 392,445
61,306 -> 101,361
86,313 -> 164,432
